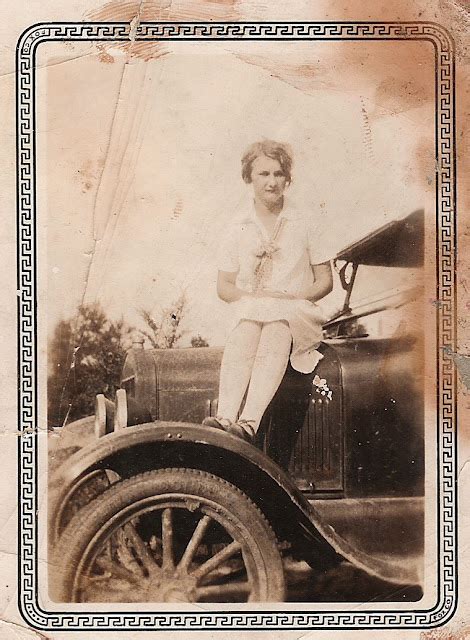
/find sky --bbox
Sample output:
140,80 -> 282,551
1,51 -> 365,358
41,37 -> 434,346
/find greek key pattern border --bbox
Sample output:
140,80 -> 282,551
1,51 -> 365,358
17,22 -> 456,631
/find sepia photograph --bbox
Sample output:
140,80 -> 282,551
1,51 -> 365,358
10,9 -> 461,633
43,31 -> 432,607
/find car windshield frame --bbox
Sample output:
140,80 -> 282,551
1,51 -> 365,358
325,209 -> 424,327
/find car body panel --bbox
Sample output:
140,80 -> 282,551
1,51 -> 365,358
120,333 -> 424,501
49,420 -> 422,585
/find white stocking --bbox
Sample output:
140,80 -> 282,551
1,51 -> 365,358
239,321 -> 292,431
217,320 -> 262,423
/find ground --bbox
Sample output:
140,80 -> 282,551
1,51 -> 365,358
284,558 -> 422,603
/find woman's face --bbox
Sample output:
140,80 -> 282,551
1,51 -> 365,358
250,155 -> 288,207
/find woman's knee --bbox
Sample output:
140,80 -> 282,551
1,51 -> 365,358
257,322 -> 292,359
237,319 -> 262,331
224,320 -> 262,356
261,320 -> 292,339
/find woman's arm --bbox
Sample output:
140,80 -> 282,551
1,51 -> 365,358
217,262 -> 333,304
217,271 -> 289,302
305,261 -> 333,303
217,270 -> 249,303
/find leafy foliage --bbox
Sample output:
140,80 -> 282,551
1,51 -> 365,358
138,293 -> 187,349
48,303 -> 133,428
138,293 -> 210,349
190,335 -> 209,348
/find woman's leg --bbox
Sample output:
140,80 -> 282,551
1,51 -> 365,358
239,321 -> 292,431
216,320 -> 262,423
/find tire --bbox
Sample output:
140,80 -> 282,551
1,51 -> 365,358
49,469 -> 113,545
50,468 -> 285,603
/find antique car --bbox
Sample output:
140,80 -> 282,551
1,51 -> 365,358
48,209 -> 425,604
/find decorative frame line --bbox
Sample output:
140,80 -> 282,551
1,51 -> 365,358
16,21 -> 457,631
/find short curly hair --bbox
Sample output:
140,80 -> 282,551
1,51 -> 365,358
241,140 -> 293,184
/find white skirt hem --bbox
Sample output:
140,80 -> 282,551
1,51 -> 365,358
229,296 -> 325,374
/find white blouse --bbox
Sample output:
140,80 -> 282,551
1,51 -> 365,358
217,200 -> 334,373
217,200 -> 332,297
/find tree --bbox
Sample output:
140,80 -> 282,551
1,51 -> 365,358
48,303 -> 133,428
190,335 -> 209,348
138,292 -> 187,349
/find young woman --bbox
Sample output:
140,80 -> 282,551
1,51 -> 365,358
203,140 -> 333,442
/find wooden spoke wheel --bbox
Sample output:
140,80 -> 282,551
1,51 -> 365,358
51,469 -> 285,603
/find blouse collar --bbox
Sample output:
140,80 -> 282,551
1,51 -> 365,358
237,197 -> 302,225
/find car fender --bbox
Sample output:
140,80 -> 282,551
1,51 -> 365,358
50,421 -> 420,585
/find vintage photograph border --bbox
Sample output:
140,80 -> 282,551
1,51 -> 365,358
16,21 -> 457,631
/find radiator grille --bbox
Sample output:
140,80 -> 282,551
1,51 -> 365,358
287,389 -> 342,491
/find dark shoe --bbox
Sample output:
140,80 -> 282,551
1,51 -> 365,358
202,416 -> 232,430
202,417 -> 256,444
224,419 -> 257,444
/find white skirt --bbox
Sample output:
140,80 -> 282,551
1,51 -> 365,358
229,296 -> 325,374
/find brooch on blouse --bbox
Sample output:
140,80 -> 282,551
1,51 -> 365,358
254,240 -> 281,259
